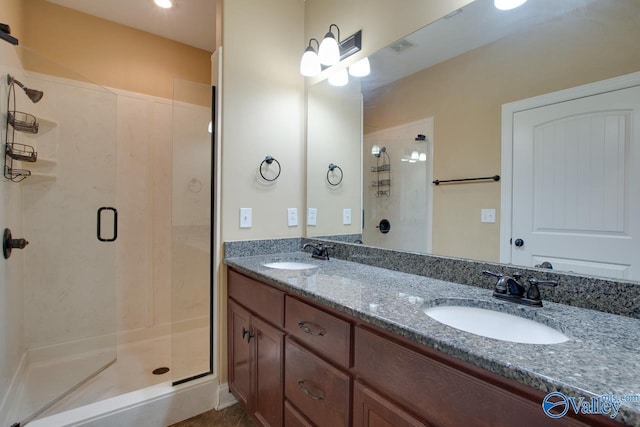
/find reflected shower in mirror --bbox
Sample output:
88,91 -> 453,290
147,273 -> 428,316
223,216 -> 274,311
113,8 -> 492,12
305,0 -> 640,281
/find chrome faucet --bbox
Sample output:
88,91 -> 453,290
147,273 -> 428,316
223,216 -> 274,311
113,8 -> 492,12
483,270 -> 558,307
302,242 -> 333,260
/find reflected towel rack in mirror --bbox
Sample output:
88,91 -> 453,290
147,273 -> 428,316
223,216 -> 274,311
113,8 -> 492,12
433,174 -> 500,185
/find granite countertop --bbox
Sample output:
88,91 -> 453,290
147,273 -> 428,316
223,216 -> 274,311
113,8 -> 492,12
224,251 -> 640,426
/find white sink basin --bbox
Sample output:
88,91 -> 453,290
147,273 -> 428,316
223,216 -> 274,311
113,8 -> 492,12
263,261 -> 318,271
424,305 -> 569,344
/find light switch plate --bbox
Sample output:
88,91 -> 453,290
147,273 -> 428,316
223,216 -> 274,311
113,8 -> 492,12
481,208 -> 496,223
240,208 -> 252,228
288,208 -> 298,227
307,208 -> 317,226
343,208 -> 352,225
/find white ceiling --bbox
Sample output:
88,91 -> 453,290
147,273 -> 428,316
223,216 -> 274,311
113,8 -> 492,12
47,0 -> 217,52
362,0 -> 598,94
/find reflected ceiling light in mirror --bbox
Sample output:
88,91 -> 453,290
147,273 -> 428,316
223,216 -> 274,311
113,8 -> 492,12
154,0 -> 174,9
208,121 -> 212,134
319,24 -> 341,66
328,68 -> 349,87
348,57 -> 370,77
494,0 -> 527,10
372,146 -> 386,157
300,38 -> 321,77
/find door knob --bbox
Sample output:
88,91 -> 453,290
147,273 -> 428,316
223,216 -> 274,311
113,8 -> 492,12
514,238 -> 524,247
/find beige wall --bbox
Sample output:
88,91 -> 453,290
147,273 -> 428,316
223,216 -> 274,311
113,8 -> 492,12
21,0 -> 211,100
218,0 -> 306,384
0,0 -> 23,40
364,2 -> 640,261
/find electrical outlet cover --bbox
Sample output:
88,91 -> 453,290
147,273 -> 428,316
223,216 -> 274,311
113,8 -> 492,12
343,208 -> 352,225
308,208 -> 317,226
240,208 -> 252,228
288,208 -> 298,227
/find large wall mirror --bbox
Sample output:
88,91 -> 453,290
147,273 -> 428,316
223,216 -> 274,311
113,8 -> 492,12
306,0 -> 640,281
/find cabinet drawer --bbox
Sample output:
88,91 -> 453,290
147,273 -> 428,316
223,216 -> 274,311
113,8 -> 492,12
284,400 -> 314,427
354,327 -> 590,427
285,337 -> 350,427
228,269 -> 284,327
285,296 -> 351,368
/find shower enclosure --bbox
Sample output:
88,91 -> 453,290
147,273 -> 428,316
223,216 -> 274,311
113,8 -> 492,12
1,45 -> 212,426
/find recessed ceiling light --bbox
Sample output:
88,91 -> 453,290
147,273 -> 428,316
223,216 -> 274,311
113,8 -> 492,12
154,0 -> 174,9
494,0 -> 527,10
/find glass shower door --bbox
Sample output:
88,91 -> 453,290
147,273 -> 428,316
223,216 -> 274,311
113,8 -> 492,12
3,46 -> 118,425
170,78 -> 212,383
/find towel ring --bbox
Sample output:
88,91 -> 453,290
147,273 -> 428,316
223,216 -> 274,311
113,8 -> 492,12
327,163 -> 343,186
260,156 -> 281,182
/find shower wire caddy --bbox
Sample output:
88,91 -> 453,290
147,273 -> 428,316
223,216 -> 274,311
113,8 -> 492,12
371,149 -> 391,197
4,84 -> 40,182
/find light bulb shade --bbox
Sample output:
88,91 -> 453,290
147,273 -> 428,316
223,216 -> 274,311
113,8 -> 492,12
208,121 -> 213,134
371,145 -> 381,156
411,151 -> 419,160
300,47 -> 321,77
318,32 -> 340,66
419,152 -> 427,161
349,57 -> 370,77
328,68 -> 349,87
494,0 -> 527,10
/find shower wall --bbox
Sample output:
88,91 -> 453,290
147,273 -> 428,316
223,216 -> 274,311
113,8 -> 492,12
0,41 -> 27,424
0,66 -> 211,424
116,89 -> 211,342
363,118 -> 434,253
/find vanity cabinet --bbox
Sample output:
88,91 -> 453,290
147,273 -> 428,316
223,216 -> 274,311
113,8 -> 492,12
227,268 -> 623,427
228,270 -> 285,427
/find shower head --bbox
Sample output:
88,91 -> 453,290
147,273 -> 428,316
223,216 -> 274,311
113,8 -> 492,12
7,74 -> 44,103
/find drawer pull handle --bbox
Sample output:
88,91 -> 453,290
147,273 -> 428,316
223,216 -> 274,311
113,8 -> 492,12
298,321 -> 325,336
298,380 -> 324,401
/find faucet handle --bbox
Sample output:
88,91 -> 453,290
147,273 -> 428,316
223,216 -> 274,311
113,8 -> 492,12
525,278 -> 558,301
482,270 -> 502,278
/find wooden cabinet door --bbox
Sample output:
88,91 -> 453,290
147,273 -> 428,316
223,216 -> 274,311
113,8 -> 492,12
228,300 -> 252,409
253,316 -> 285,427
353,381 -> 429,427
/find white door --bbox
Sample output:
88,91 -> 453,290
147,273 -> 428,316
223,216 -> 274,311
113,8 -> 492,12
512,85 -> 640,280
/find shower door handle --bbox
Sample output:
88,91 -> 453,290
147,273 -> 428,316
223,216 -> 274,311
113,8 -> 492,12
97,207 -> 118,242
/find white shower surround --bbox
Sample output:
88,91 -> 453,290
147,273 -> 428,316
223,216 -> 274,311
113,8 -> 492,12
1,69 -> 213,425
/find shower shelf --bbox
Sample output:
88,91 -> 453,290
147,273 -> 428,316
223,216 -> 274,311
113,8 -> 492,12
8,110 -> 39,134
6,143 -> 37,162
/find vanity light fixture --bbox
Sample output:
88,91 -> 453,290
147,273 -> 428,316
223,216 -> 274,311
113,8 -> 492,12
419,153 -> 427,162
494,0 -> 527,10
300,39 -> 321,77
348,57 -> 370,77
300,25 -> 362,77
154,0 -> 174,9
328,68 -> 349,87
